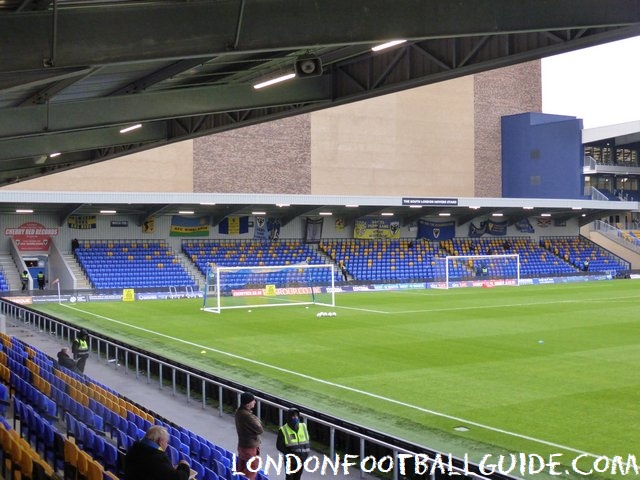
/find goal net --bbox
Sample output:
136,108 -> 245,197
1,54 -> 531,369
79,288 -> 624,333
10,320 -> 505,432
433,254 -> 520,289
202,263 -> 336,313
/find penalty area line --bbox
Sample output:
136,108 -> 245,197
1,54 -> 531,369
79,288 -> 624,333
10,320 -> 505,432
59,303 -> 601,460
337,305 -> 390,314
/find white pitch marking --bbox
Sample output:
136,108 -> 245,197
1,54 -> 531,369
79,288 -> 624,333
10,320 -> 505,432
59,303 -> 604,459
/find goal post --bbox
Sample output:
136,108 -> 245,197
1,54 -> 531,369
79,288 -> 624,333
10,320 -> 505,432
202,263 -> 336,313
433,254 -> 520,289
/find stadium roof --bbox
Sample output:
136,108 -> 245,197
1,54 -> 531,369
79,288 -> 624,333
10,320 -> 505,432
0,190 -> 633,228
583,119 -> 640,149
1,0 -> 640,186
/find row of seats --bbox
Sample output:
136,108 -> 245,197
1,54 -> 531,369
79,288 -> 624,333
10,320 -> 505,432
320,236 -> 628,281
73,235 -> 630,290
0,418 -> 56,480
541,236 -> 629,273
75,241 -> 170,251
0,271 -> 9,292
0,330 -> 265,480
74,243 -> 197,289
183,240 -> 330,275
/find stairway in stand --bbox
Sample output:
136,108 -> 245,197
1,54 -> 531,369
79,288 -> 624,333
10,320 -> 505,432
175,251 -> 205,290
0,253 -> 21,291
63,253 -> 92,289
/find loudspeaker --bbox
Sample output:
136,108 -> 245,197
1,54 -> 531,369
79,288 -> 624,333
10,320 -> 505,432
295,56 -> 322,77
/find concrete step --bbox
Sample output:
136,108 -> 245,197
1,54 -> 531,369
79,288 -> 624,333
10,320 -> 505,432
62,253 -> 92,289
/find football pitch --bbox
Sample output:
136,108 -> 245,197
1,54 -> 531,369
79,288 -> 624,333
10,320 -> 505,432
34,281 -> 640,476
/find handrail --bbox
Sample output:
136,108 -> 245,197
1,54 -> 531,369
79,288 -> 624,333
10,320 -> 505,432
0,298 -> 501,480
589,187 -> 609,202
591,220 -> 640,256
583,155 -> 596,170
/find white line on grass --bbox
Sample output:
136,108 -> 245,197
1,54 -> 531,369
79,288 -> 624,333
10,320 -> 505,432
60,303 -> 603,459
346,294 -> 639,315
335,305 -> 389,314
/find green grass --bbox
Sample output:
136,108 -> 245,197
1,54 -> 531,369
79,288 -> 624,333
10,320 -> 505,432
34,281 -> 640,476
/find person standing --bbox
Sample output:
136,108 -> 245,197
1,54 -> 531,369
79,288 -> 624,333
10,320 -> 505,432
125,425 -> 190,480
234,392 -> 263,480
72,329 -> 90,373
20,270 -> 29,291
276,408 -> 311,480
339,262 -> 348,282
37,270 -> 45,290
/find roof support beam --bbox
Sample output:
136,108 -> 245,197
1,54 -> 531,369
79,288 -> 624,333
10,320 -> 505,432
0,79 -> 331,140
1,0 -> 639,73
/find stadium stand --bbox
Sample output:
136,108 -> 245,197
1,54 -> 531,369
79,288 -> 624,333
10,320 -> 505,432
320,238 -> 439,282
319,237 -> 596,282
540,236 -> 630,274
439,237 -> 578,277
184,239 -> 325,270
183,239 -> 341,287
0,330 -> 256,480
67,235 -> 630,292
74,240 -> 196,290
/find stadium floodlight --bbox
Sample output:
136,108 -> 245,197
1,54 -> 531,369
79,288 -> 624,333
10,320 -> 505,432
371,40 -> 406,52
433,254 -> 520,289
203,263 -> 336,313
253,73 -> 295,89
120,123 -> 142,133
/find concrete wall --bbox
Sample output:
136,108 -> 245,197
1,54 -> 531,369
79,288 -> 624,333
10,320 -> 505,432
2,141 -> 194,192
311,76 -> 475,196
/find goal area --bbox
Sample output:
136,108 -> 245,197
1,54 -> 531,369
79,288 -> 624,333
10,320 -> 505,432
202,263 -> 336,313
433,254 -> 520,289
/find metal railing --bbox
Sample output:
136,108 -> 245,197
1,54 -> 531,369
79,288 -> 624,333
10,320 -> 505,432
589,187 -> 609,202
0,298 -> 503,480
591,219 -> 640,255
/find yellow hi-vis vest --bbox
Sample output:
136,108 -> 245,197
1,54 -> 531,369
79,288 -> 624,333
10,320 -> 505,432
76,339 -> 89,354
279,423 -> 310,457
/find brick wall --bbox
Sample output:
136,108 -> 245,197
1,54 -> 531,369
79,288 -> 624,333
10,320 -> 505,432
193,115 -> 311,194
474,60 -> 542,197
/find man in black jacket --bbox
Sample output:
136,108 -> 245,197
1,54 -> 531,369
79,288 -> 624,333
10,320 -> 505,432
125,425 -> 190,480
71,329 -> 90,373
56,347 -> 80,373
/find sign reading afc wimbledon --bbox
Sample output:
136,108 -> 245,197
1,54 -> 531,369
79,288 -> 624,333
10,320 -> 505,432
5,221 -> 59,251
402,197 -> 459,206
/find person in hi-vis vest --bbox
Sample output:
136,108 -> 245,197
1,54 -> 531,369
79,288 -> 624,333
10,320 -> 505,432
276,408 -> 310,480
20,271 -> 29,291
72,329 -> 90,373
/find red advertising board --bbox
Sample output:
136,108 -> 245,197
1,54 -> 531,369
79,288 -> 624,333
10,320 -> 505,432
5,222 -> 58,251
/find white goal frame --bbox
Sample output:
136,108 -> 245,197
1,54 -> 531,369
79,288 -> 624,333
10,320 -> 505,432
203,263 -> 336,313
434,254 -> 520,289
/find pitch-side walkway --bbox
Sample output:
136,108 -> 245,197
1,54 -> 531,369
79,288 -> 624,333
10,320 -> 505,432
6,319 -> 373,480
